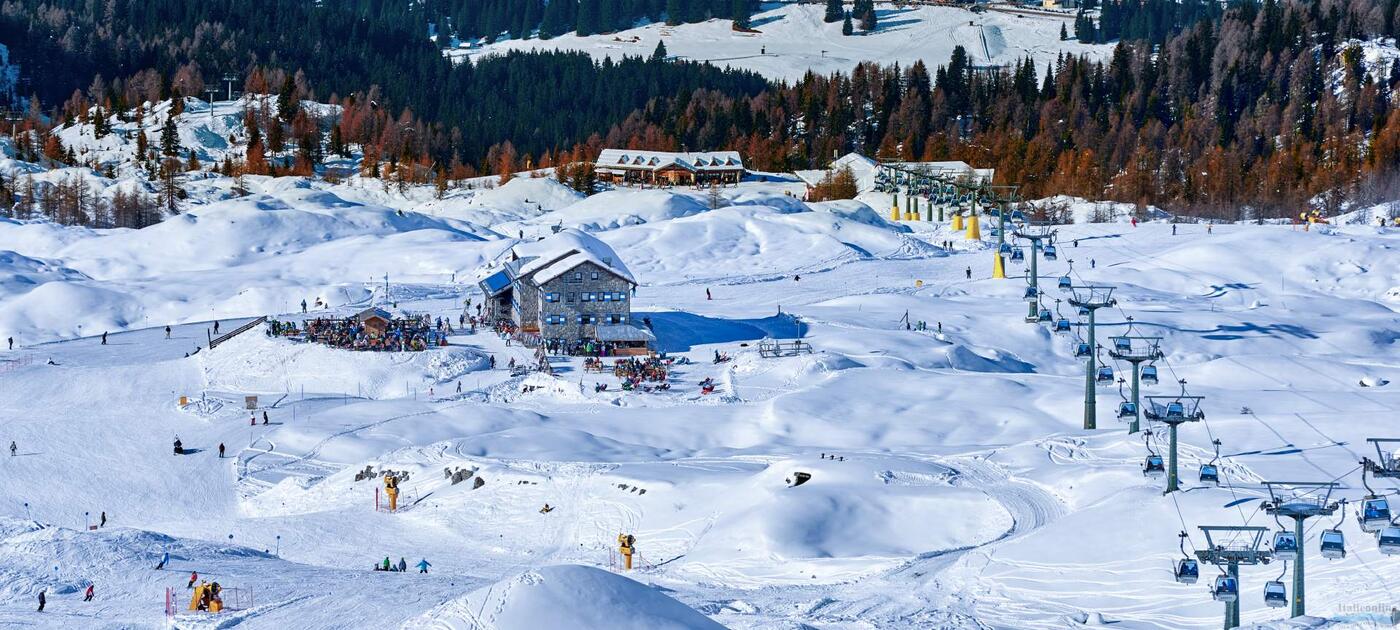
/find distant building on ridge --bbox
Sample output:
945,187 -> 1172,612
595,149 -> 745,187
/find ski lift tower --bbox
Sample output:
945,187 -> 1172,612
1261,481 -> 1340,618
1012,222 -> 1057,323
1068,285 -> 1117,430
1363,438 -> 1400,479
986,185 -> 1020,279
1144,384 -> 1204,493
1194,526 -> 1273,630
1108,324 -> 1163,435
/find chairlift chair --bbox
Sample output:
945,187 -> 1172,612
1359,497 -> 1392,533
1058,275 -> 1072,290
1199,463 -> 1219,484
1054,317 -> 1072,333
1118,401 -> 1138,419
1141,365 -> 1159,385
1096,365 -> 1115,383
1263,580 -> 1287,608
1378,526 -> 1400,555
1143,455 -> 1165,477
1174,559 -> 1199,584
1074,342 -> 1092,358
1272,530 -> 1298,553
1211,575 -> 1238,602
1319,529 -> 1346,560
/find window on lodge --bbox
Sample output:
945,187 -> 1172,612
544,293 -> 559,303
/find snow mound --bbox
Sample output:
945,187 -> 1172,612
409,564 -> 724,630
535,188 -> 711,231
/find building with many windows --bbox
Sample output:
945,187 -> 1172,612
478,229 -> 652,354
595,149 -> 745,187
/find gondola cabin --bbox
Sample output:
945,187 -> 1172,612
1263,581 -> 1287,607
1273,531 -> 1298,553
1359,498 -> 1392,533
1143,455 -> 1165,477
1211,575 -> 1238,602
1118,402 -> 1138,418
1319,529 -> 1346,559
1199,464 -> 1219,484
1174,559 -> 1199,584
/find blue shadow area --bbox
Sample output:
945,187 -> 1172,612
639,311 -> 805,353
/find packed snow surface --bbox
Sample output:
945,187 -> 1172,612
453,2 -> 1111,82
1,174 -> 1398,629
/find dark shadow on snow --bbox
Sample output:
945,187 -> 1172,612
640,311 -> 805,353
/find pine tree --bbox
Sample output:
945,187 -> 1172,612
731,0 -> 751,30
842,11 -> 853,35
1061,23 -> 1069,40
666,0 -> 684,26
160,114 -> 179,157
824,0 -> 844,23
858,0 -> 876,31
652,40 -> 669,61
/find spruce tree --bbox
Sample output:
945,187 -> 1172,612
842,11 -> 853,35
824,0 -> 844,23
652,40 -> 669,61
159,114 -> 179,157
666,0 -> 684,25
859,3 -> 877,32
1061,23 -> 1069,40
732,0 -> 751,30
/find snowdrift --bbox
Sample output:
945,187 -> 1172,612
409,564 -> 724,630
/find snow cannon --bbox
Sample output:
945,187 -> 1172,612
188,581 -> 222,612
966,213 -> 981,240
617,533 -> 636,570
384,474 -> 400,512
952,213 -> 964,231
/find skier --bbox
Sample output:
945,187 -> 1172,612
1131,217 -> 1138,227
155,551 -> 169,570
84,584 -> 94,602
173,437 -> 183,455
382,557 -> 391,572
250,413 -> 256,426
965,267 -> 972,280
6,336 -> 11,349
456,381 -> 462,394
187,571 -> 198,588
165,326 -> 172,339
9,441 -> 15,456
398,557 -> 408,572
213,321 -> 220,334
218,443 -> 225,458
417,558 -> 431,573
794,274 -> 801,282
101,331 -> 108,345
1091,259 -> 1096,269
100,511 -> 106,528
706,288 -> 712,301
262,411 -> 269,425
1207,223 -> 1213,234
1172,224 -> 1177,235
301,299 -> 308,313
37,589 -> 45,611
1074,240 -> 1079,247
489,355 -> 496,369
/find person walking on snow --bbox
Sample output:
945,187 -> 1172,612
101,331 -> 108,345
213,321 -> 220,334
262,411 -> 269,425
417,558 -> 431,573
965,267 -> 972,280
187,571 -> 198,588
706,288 -> 712,301
9,441 -> 15,457
84,584 -> 94,601
398,558 -> 407,572
100,511 -> 106,528
165,326 -> 171,339
301,299 -> 308,313
1091,259 -> 1096,269
1172,224 -> 1177,235
37,589 -> 45,611
218,443 -> 225,458
7,336 -> 11,350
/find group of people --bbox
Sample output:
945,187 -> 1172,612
375,557 -> 431,573
35,583 -> 97,612
268,315 -> 444,352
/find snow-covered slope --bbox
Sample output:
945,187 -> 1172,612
1,172 -> 1398,629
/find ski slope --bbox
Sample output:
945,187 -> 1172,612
451,2 -> 1111,82
1,175 -> 1399,629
